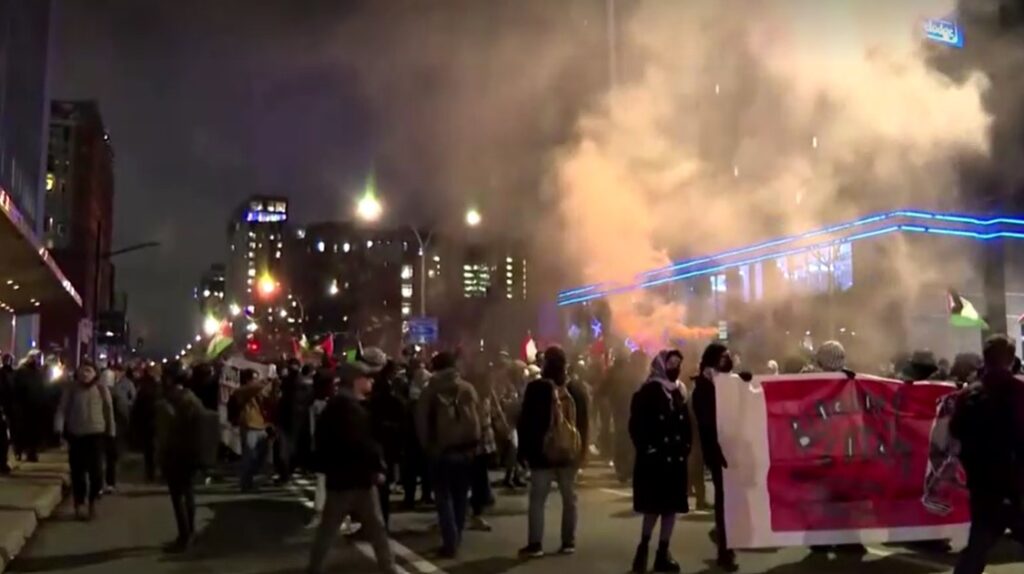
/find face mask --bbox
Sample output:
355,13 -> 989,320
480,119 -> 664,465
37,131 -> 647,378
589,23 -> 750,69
719,356 -> 735,374
665,367 -> 681,382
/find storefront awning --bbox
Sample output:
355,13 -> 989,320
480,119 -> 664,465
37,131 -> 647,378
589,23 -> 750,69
0,187 -> 82,314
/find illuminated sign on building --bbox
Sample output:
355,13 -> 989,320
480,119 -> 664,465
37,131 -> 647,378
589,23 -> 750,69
245,210 -> 288,223
923,18 -> 963,48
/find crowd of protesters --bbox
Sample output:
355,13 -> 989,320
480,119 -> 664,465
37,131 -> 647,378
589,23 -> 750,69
1,332 -> 1022,574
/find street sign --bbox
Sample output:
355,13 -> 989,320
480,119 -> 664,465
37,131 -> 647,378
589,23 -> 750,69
407,316 -> 438,344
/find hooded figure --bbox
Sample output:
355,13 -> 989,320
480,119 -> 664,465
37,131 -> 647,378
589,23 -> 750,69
629,350 -> 692,573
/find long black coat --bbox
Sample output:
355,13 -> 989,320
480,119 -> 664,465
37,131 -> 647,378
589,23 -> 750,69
630,381 -> 693,514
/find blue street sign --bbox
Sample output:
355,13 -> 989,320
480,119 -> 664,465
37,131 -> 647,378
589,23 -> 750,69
408,317 -> 439,344
923,18 -> 963,48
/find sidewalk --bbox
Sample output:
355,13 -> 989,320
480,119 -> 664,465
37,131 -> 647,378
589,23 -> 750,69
0,451 -> 69,573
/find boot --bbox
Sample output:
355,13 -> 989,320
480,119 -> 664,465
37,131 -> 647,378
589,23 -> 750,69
631,541 -> 649,573
653,542 -> 680,573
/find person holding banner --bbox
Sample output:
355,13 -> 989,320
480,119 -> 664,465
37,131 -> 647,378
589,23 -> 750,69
949,334 -> 1024,574
691,343 -> 738,572
629,349 -> 692,573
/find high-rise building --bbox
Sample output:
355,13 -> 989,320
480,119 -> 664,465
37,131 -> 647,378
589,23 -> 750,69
287,221 -> 424,353
196,263 -> 226,316
226,196 -> 294,357
39,101 -> 115,359
0,0 -> 82,356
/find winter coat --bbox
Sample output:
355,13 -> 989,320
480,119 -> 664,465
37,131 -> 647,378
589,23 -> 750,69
367,379 -> 407,466
415,368 -> 480,459
630,352 -> 693,514
630,380 -> 693,514
692,373 -> 726,469
278,375 -> 314,434
950,369 -> 1024,502
155,385 -> 205,470
313,389 -> 385,491
130,376 -> 161,447
517,377 -> 590,469
55,381 -> 115,438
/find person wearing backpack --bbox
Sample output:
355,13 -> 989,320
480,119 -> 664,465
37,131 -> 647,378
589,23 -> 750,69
950,334 -> 1024,574
155,361 -> 205,552
415,351 -> 481,559
517,345 -> 590,558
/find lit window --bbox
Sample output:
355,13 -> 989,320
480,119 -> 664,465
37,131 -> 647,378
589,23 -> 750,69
428,269 -> 437,278
401,304 -> 412,317
433,255 -> 441,263
366,240 -> 374,249
342,242 -> 351,253
401,284 -> 414,299
401,265 -> 413,280
296,228 -> 306,239
247,268 -> 256,277
316,241 -> 325,253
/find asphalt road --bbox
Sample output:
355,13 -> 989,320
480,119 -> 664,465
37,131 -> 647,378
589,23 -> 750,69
9,457 -> 1022,574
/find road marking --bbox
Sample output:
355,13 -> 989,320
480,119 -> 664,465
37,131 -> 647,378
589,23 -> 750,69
600,487 -> 632,498
865,545 -> 968,572
287,482 -> 449,574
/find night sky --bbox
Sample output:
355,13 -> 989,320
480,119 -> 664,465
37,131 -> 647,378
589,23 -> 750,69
53,0 -> 609,354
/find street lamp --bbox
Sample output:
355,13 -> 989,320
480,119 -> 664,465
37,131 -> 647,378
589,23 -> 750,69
356,190 -> 383,223
465,208 -> 482,227
202,315 -> 221,337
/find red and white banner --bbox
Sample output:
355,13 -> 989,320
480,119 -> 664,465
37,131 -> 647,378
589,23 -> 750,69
716,373 -> 969,548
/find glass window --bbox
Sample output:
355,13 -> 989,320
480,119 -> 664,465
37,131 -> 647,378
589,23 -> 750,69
401,284 -> 414,299
401,265 -> 414,280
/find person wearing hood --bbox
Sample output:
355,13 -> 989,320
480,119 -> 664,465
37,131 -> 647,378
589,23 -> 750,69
691,343 -> 737,571
155,361 -> 206,552
415,351 -> 481,558
517,345 -> 590,558
55,363 -> 114,520
629,350 -> 692,573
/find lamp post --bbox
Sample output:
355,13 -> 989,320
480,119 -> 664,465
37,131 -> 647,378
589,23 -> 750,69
354,191 -> 482,317
92,235 -> 160,361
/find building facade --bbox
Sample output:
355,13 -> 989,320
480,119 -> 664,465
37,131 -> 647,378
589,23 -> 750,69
225,196 -> 295,358
196,263 -> 226,316
287,221 -> 424,354
0,0 -> 82,357
39,101 -> 115,360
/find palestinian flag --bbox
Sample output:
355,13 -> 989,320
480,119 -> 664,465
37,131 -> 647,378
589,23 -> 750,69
206,333 -> 233,359
948,289 -> 988,329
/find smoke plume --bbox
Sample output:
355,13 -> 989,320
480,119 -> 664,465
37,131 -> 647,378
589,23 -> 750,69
553,0 -> 993,348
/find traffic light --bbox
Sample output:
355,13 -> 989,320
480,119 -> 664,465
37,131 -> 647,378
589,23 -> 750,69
246,338 -> 261,355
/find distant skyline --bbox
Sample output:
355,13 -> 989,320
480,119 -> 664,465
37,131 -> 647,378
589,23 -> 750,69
53,0 -> 609,353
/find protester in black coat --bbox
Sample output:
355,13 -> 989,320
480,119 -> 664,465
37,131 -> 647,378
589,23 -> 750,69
12,354 -> 47,462
629,350 -> 692,573
691,343 -> 737,572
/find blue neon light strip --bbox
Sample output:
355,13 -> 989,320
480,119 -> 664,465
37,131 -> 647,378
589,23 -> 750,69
557,222 -> 1024,306
557,210 -> 1024,301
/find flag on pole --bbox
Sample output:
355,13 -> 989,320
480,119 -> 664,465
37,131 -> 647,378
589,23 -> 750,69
948,289 -> 988,329
320,333 -> 335,357
206,334 -> 233,359
522,333 -> 538,363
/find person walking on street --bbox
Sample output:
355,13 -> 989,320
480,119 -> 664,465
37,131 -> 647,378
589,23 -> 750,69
0,354 -> 14,473
416,351 -> 481,559
131,363 -> 162,481
400,359 -> 434,508
155,361 -> 206,552
468,371 -> 506,532
692,343 -> 738,572
55,363 -> 114,520
950,334 -> 1024,574
99,362 -> 124,493
517,345 -> 590,558
307,353 -> 395,574
629,350 -> 692,573
13,351 -> 47,462
233,369 -> 273,492
367,353 -> 405,530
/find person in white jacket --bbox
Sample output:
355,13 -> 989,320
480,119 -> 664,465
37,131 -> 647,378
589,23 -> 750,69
55,363 -> 115,520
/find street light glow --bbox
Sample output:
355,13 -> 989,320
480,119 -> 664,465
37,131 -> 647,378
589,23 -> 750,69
466,208 -> 482,227
328,279 -> 339,296
202,315 -> 221,337
356,192 -> 383,222
257,274 -> 277,297
228,302 -> 241,317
